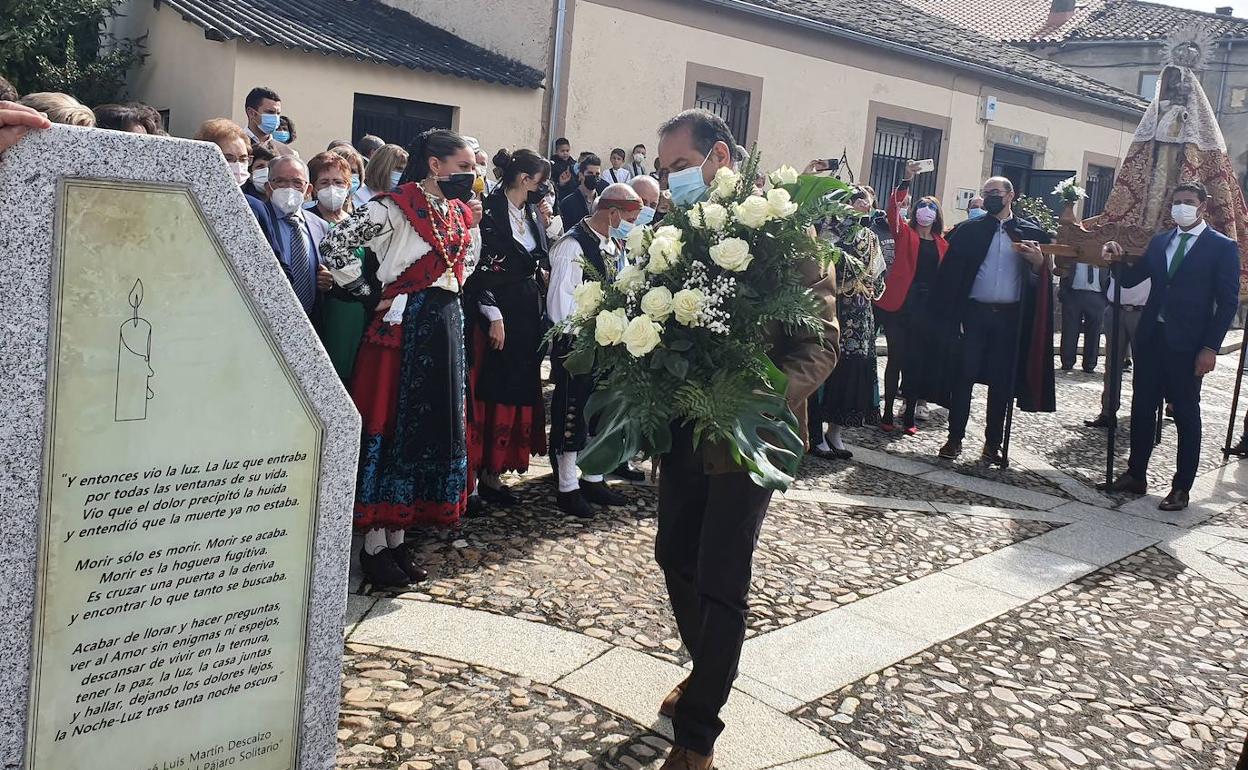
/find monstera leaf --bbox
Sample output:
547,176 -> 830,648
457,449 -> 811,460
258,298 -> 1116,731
725,357 -> 805,491
781,174 -> 852,207
577,388 -> 672,476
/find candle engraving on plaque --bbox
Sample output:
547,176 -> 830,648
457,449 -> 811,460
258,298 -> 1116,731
115,278 -> 154,421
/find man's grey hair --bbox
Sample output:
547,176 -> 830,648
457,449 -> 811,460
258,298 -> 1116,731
985,176 -> 1014,193
593,182 -> 641,213
268,155 -> 308,180
629,174 -> 660,198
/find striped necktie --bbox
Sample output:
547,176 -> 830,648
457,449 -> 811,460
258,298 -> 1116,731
285,214 -> 316,311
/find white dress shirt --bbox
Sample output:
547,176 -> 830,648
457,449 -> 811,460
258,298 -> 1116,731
1165,221 -> 1206,272
1106,276 -> 1151,307
1071,264 -> 1102,292
546,224 -> 618,324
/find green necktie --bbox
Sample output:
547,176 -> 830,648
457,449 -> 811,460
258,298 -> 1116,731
1169,233 -> 1193,279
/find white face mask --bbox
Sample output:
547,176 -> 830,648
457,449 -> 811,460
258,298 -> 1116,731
228,162 -> 249,186
633,152 -> 646,164
1171,203 -> 1200,228
251,167 -> 270,187
317,186 -> 349,212
270,187 -> 305,216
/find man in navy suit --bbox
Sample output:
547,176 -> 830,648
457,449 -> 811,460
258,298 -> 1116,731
1105,181 -> 1240,510
246,155 -> 330,320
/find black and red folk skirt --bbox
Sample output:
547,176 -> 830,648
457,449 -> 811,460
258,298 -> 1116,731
350,287 -> 468,531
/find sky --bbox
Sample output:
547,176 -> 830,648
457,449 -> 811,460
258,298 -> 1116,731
1158,0 -> 1248,16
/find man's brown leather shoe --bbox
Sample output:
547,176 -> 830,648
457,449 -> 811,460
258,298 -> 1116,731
1159,488 -> 1190,511
938,439 -> 962,459
1105,473 -> 1147,495
660,746 -> 715,769
659,675 -> 691,719
981,445 -> 1006,467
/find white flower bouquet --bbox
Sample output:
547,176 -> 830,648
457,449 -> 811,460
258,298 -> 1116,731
554,151 -> 854,490
1052,176 -> 1088,204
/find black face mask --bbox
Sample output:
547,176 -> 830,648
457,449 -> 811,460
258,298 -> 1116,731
983,193 -> 1007,216
582,173 -> 599,190
437,172 -> 476,202
526,181 -> 552,205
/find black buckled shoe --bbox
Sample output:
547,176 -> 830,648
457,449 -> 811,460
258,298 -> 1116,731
479,482 -> 518,506
391,542 -> 429,583
556,490 -> 594,518
580,479 -> 627,506
359,547 -> 412,589
611,463 -> 647,482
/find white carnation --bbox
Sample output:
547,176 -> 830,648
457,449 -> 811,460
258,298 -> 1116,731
708,237 -> 754,272
672,288 -> 706,326
639,286 -> 674,321
733,195 -> 772,229
594,308 -> 628,346
713,166 -> 740,199
571,280 -> 603,316
621,315 -> 663,357
771,165 -> 799,186
766,188 -> 798,219
615,263 -> 646,292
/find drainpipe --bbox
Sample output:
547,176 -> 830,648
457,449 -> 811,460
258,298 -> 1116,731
547,0 -> 568,156
1217,38 -> 1233,123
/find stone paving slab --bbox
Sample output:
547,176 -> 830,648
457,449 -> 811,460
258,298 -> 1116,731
940,543 -> 1098,601
918,470 -> 1068,511
844,572 -> 1023,643
792,548 -> 1248,770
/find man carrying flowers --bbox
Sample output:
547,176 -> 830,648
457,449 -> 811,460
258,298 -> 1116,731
545,183 -> 644,517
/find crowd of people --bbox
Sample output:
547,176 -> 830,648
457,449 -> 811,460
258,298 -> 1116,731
3,70 -> 1248,770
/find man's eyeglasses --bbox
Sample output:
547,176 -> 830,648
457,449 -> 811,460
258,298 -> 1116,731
268,178 -> 307,189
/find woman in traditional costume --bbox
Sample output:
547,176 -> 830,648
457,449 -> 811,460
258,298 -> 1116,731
462,149 -> 553,513
319,129 -> 477,588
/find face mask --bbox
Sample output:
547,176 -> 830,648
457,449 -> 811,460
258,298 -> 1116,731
272,130 -> 291,144
350,174 -> 361,194
270,187 -> 304,216
437,172 -> 477,202
583,173 -> 599,190
915,207 -> 937,227
635,205 -> 656,226
258,113 -> 281,135
983,193 -> 1007,216
609,214 -> 636,240
527,181 -> 552,206
967,207 -> 986,220
317,186 -> 349,211
634,153 -> 646,164
228,162 -> 249,186
476,164 -> 488,178
390,170 -> 404,190
667,152 -> 713,206
1171,203 -> 1200,227
251,167 -> 269,188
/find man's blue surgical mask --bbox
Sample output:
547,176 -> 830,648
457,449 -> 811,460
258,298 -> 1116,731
967,207 -> 986,220
610,215 -> 636,241
259,113 -> 281,135
667,152 -> 714,207
272,130 -> 291,144
635,205 -> 656,227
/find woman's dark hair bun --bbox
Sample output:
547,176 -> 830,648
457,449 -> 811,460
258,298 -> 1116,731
492,148 -> 513,172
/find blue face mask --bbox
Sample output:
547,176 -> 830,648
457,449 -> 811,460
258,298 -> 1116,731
272,130 -> 291,144
967,207 -> 986,220
350,174 -> 361,194
635,205 -> 656,227
390,170 -> 404,190
258,113 -> 281,135
667,152 -> 713,207
610,215 -> 636,241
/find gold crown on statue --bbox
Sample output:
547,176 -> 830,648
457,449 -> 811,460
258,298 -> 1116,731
1164,22 -> 1217,71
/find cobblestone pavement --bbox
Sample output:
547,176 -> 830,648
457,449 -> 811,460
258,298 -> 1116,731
794,549 -> 1248,770
341,351 -> 1248,770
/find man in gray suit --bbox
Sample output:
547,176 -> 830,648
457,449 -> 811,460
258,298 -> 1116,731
1059,261 -> 1111,372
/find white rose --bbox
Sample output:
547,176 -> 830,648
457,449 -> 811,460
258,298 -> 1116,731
709,237 -> 754,272
594,308 -> 628,347
713,166 -> 740,199
621,315 -> 663,357
640,286 -> 674,321
615,263 -> 646,292
733,195 -> 772,229
766,187 -> 798,219
655,224 -> 682,241
701,202 -> 729,231
572,280 -> 603,316
672,288 -> 705,326
625,224 -> 648,255
771,165 -> 799,186
647,236 -> 682,273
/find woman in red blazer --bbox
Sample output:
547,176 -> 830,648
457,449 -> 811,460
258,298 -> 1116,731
876,161 -> 948,432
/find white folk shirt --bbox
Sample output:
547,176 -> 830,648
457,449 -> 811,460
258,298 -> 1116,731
546,224 -> 618,324
604,167 -> 633,185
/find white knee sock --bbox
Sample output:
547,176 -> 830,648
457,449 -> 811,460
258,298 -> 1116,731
582,473 -> 604,483
557,451 -> 579,493
363,528 -> 388,556
828,425 -> 845,451
386,529 -> 405,549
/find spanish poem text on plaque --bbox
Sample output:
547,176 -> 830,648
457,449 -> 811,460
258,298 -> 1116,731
28,181 -> 322,770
